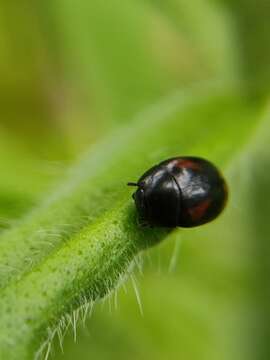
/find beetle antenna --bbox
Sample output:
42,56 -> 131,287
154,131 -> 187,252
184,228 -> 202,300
127,182 -> 139,187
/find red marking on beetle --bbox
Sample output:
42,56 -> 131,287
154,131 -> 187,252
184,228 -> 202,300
188,199 -> 211,222
173,159 -> 202,171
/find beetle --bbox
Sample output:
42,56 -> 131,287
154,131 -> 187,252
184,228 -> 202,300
128,156 -> 228,228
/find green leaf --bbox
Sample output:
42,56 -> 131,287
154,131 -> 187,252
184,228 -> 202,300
0,82 -> 263,359
53,104 -> 270,360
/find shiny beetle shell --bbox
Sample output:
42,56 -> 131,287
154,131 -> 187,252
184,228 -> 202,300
128,157 -> 228,228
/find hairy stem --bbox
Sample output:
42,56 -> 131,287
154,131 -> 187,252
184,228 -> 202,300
0,82 -> 261,359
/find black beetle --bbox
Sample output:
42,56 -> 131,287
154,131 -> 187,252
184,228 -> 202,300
128,157 -> 228,228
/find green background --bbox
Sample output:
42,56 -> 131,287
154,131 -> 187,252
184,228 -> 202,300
0,1 -> 269,359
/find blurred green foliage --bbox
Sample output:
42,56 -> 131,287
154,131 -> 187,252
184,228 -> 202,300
0,0 -> 269,359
